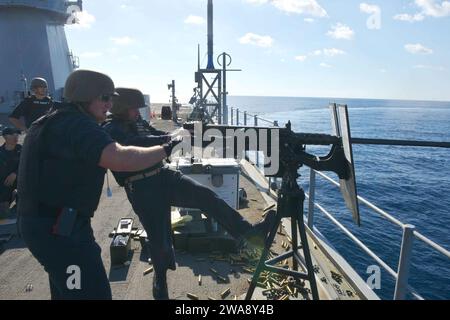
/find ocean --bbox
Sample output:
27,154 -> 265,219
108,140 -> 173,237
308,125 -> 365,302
228,96 -> 450,300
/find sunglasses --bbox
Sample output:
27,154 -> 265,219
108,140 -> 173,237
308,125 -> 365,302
100,94 -> 113,103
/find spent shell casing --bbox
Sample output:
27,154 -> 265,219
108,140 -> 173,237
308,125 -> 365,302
143,266 -> 154,275
221,288 -> 231,299
187,293 -> 199,300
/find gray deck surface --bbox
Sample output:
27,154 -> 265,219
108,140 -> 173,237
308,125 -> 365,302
0,104 -> 361,300
0,105 -> 293,300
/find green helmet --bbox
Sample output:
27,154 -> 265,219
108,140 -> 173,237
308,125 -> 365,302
110,88 -> 147,116
30,77 -> 48,89
63,70 -> 118,103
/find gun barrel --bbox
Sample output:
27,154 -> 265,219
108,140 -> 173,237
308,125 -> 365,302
184,123 -> 342,147
352,138 -> 450,149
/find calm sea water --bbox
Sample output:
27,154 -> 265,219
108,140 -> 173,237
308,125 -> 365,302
228,96 -> 450,300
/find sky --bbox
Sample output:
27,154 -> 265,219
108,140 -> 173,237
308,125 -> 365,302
65,0 -> 450,103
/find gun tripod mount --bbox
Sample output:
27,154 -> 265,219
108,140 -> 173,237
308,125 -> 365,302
184,104 -> 362,300
245,158 -> 319,300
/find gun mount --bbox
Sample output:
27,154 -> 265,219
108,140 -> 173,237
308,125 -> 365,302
184,104 -> 361,226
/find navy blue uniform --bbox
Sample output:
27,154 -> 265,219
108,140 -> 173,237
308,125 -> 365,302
9,96 -> 55,128
18,104 -> 115,300
103,117 -> 253,277
0,144 -> 21,203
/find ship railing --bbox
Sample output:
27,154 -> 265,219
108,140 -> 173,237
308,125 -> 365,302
229,107 -> 278,170
230,107 -> 279,128
307,169 -> 450,300
228,106 -> 450,300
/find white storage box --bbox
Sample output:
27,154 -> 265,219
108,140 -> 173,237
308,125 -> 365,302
171,158 -> 240,209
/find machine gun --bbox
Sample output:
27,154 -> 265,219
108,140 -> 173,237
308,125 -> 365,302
184,104 -> 360,223
182,105 -> 358,300
183,103 -> 450,300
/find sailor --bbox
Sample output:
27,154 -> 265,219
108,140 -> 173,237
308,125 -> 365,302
103,88 -> 276,300
8,77 -> 57,131
17,70 -> 172,300
0,127 -> 21,219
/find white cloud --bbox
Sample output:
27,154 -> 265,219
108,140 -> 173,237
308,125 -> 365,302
110,36 -> 136,46
405,43 -> 433,54
360,3 -> 380,14
323,48 -> 346,56
394,0 -> 450,23
295,55 -> 307,61
272,0 -> 328,17
327,23 -> 354,40
80,52 -> 103,58
393,13 -> 425,22
239,33 -> 274,47
320,62 -> 332,68
67,10 -> 95,29
304,18 -> 315,22
245,0 -> 328,17
309,48 -> 346,57
415,0 -> 450,17
184,15 -> 206,25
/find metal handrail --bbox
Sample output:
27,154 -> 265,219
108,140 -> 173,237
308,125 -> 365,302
314,170 -> 450,260
309,169 -> 449,300
230,107 -> 278,127
229,105 -> 449,300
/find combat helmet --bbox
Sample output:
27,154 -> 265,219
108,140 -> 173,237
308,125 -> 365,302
63,70 -> 118,103
30,77 -> 48,89
110,88 -> 147,116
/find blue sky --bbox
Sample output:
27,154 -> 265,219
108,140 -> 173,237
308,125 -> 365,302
66,0 -> 450,102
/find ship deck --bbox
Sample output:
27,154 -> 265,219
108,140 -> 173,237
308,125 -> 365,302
0,104 -> 365,300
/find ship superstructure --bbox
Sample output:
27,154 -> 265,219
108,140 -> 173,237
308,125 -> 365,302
0,0 -> 82,113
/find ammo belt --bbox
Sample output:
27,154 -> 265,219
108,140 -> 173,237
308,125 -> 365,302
124,168 -> 161,185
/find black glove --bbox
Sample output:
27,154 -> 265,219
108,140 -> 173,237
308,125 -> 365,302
163,136 -> 183,157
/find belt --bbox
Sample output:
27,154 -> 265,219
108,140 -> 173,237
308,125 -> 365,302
124,168 -> 161,185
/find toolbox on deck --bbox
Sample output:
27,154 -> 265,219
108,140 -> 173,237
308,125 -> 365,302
110,218 -> 134,266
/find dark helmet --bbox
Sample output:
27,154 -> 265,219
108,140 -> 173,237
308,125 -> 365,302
30,77 -> 48,90
2,127 -> 21,136
63,70 -> 118,103
110,88 -> 147,116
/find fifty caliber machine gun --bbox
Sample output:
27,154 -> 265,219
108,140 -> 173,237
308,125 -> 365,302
184,103 -> 450,300
183,104 -> 359,299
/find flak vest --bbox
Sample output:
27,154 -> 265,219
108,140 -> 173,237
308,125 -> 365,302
18,107 -> 106,218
